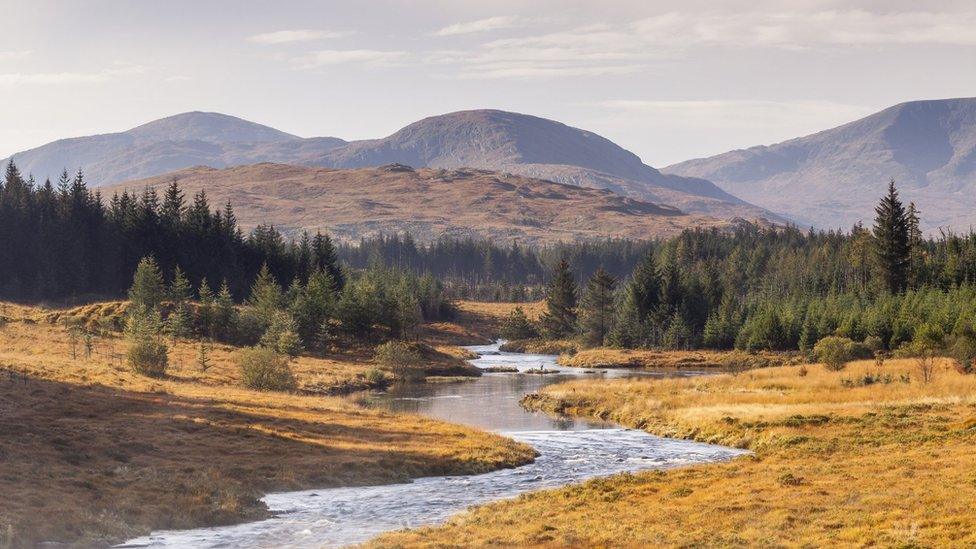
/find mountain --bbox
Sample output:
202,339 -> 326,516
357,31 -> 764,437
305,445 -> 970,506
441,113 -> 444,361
666,97 -> 976,232
5,110 -> 777,223
316,109 -> 775,221
105,163 -> 748,245
3,112 -> 347,186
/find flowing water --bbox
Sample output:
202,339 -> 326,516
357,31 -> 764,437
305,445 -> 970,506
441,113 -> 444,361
121,343 -> 745,548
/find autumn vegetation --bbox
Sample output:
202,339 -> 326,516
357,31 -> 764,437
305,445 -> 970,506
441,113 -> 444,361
373,356 -> 976,547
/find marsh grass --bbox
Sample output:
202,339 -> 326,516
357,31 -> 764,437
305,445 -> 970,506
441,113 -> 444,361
0,303 -> 535,547
372,358 -> 976,547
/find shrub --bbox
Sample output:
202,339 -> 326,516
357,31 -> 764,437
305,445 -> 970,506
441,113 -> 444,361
238,346 -> 296,391
813,336 -> 857,371
363,368 -> 388,386
862,335 -> 884,353
125,306 -> 168,377
374,340 -> 423,381
950,330 -> 976,374
128,338 -> 169,377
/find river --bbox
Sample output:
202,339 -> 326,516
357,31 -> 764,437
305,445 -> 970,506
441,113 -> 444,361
121,343 -> 745,548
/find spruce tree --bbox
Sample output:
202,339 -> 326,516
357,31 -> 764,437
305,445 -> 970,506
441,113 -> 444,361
906,202 -> 923,288
214,280 -> 238,340
872,180 -> 910,293
248,263 -> 283,326
579,268 -> 617,347
169,266 -> 192,304
129,257 -> 165,310
500,306 -> 538,341
197,277 -> 215,337
539,259 -> 578,339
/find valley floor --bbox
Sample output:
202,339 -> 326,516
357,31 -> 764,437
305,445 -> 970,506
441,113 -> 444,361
0,301 -> 535,547
372,357 -> 976,547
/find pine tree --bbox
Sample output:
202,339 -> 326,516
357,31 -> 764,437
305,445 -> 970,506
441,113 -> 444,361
579,268 -> 617,347
197,277 -> 215,337
539,259 -> 578,339
872,180 -> 910,293
626,253 -> 661,321
907,202 -> 924,288
128,257 -> 165,310
248,263 -> 283,326
169,266 -> 192,305
214,280 -> 238,340
500,306 -> 538,341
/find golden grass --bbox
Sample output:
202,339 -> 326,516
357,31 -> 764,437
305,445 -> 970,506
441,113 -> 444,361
372,358 -> 976,547
557,347 -> 797,370
0,305 -> 535,547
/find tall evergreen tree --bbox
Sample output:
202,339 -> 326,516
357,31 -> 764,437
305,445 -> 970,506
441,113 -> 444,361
872,180 -> 910,293
579,268 -> 617,347
539,259 -> 578,338
128,257 -> 165,310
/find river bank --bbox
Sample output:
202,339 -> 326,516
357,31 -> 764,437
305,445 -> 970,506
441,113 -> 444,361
0,302 -> 535,548
372,356 -> 976,547
126,342 -> 743,547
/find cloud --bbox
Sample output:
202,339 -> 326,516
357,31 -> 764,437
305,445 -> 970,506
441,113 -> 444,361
292,49 -> 408,69
428,9 -> 976,80
0,64 -> 148,85
631,10 -> 976,48
248,29 -> 354,44
433,16 -> 520,37
0,50 -> 32,61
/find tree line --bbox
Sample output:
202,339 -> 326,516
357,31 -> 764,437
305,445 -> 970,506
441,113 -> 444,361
0,161 -> 342,302
515,182 -> 976,359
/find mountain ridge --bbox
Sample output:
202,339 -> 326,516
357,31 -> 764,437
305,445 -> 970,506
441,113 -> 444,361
4,109 -> 778,223
665,97 -> 976,231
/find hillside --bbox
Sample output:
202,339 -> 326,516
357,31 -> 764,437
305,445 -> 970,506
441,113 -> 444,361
5,110 -> 777,223
666,97 -> 976,231
3,112 -> 346,186
105,163 -> 739,244
317,109 -> 778,221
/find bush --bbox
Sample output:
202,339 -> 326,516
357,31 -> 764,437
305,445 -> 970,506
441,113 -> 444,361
862,335 -> 884,353
127,338 -> 169,377
374,340 -> 423,381
363,368 -> 388,386
125,305 -> 168,377
813,336 -> 858,371
238,346 -> 296,391
951,332 -> 976,374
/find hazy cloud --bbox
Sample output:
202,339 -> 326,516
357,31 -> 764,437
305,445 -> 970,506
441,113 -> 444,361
0,64 -> 148,85
0,50 -> 33,60
292,49 -> 408,69
433,16 -> 520,37
248,29 -> 354,44
631,10 -> 976,48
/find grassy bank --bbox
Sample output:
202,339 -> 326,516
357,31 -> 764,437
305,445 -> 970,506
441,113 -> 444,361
556,347 -> 797,371
0,303 -> 535,547
371,357 -> 976,547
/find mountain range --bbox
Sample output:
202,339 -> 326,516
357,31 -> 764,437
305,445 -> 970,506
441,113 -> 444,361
666,97 -> 976,232
104,163 -> 742,244
3,110 -> 776,223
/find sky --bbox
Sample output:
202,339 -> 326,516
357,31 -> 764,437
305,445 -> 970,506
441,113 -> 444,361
1,0 -> 975,167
